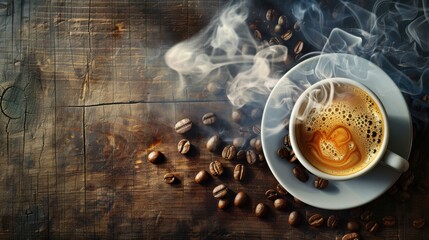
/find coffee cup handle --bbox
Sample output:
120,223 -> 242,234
381,150 -> 409,172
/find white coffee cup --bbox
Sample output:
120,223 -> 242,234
289,77 -> 409,181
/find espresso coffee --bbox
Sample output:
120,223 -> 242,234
295,82 -> 384,176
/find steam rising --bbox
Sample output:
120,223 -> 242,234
165,0 -> 429,125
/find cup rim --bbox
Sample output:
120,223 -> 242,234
289,77 -> 389,181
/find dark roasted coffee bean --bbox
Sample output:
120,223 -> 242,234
222,145 -> 236,161
195,170 -> 210,184
255,203 -> 268,218
273,198 -> 288,211
250,108 -> 263,120
234,191 -> 248,207
360,210 -> 374,222
254,30 -> 262,41
314,177 -> 329,189
232,109 -> 243,123
177,139 -> 191,154
294,21 -> 302,31
274,23 -> 283,33
277,147 -> 290,159
283,134 -> 292,148
252,124 -> 261,135
382,216 -> 396,227
342,232 -> 360,240
207,82 -> 222,95
413,217 -> 425,229
365,220 -> 379,233
399,170 -> 415,190
258,153 -> 265,163
232,137 -> 245,148
164,173 -> 176,184
236,150 -> 246,160
233,164 -> 245,181
276,183 -> 288,195
281,30 -> 293,41
265,9 -> 276,21
278,15 -> 288,27
202,112 -> 216,125
175,118 -> 192,134
249,137 -> 257,148
294,40 -> 304,54
246,149 -> 257,165
254,138 -> 263,152
347,221 -> 360,232
269,37 -> 280,45
206,135 -> 220,153
308,214 -> 324,227
265,189 -> 279,201
288,211 -> 301,227
147,150 -> 162,164
213,184 -> 228,199
327,215 -> 339,228
293,166 -> 309,182
209,160 -> 224,176
349,207 -> 363,219
288,150 -> 298,163
218,199 -> 230,210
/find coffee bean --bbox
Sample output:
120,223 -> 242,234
277,147 -> 290,159
360,210 -> 374,222
194,170 -> 210,184
283,134 -> 292,149
213,184 -> 228,199
308,213 -> 324,227
175,118 -> 192,134
254,138 -> 262,152
177,139 -> 191,154
255,203 -> 268,218
234,191 -> 248,207
269,37 -> 281,45
232,137 -> 245,148
147,150 -> 162,164
218,199 -> 230,210
202,112 -> 216,125
236,150 -> 246,160
164,173 -> 176,184
266,9 -> 276,21
293,166 -> 309,182
412,217 -> 425,229
250,108 -> 263,120
273,198 -> 288,211
399,170 -> 415,190
294,40 -> 304,54
206,135 -> 220,153
207,82 -> 222,95
278,15 -> 288,27
382,216 -> 396,227
246,149 -> 257,165
258,153 -> 266,163
327,215 -> 339,228
349,207 -> 363,219
233,164 -> 245,181
209,160 -> 224,176
365,220 -> 379,234
254,30 -> 262,41
288,150 -> 298,163
288,211 -> 301,227
395,190 -> 411,202
294,21 -> 302,31
252,124 -> 261,135
232,109 -> 243,123
222,145 -> 236,161
314,177 -> 329,189
347,221 -> 360,232
249,137 -> 257,148
265,189 -> 279,201
276,183 -> 288,196
281,30 -> 293,41
342,232 -> 360,240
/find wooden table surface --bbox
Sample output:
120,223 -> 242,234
1,0 -> 428,239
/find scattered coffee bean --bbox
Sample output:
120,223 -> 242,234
249,137 -> 257,148
365,220 -> 379,234
232,110 -> 243,123
308,213 -> 324,227
236,150 -> 246,160
222,145 -> 236,161
255,203 -> 268,218
209,160 -> 224,176
147,150 -> 162,164
254,138 -> 263,152
164,173 -> 176,184
202,112 -> 216,125
288,150 -> 298,163
246,149 -> 257,165
293,21 -> 302,31
347,221 -> 360,232
250,108 -> 263,120
234,191 -> 248,207
278,15 -> 288,27
175,118 -> 192,134
314,177 -> 329,189
399,170 -> 415,190
327,215 -> 339,228
218,199 -> 230,210
206,135 -> 220,153
258,153 -> 266,163
265,189 -> 279,201
266,9 -> 276,21
342,232 -> 360,240
294,40 -> 304,54
277,146 -> 290,159
276,183 -> 288,195
194,170 -> 210,184
252,124 -> 261,135
232,137 -> 245,148
293,166 -> 309,182
269,37 -> 281,45
283,134 -> 292,148
349,207 -> 363,219
288,211 -> 301,227
382,216 -> 396,227
412,217 -> 425,229
254,30 -> 262,41
273,198 -> 288,211
281,30 -> 293,41
177,139 -> 191,154
207,82 -> 222,95
360,210 -> 374,222
233,164 -> 245,181
213,184 -> 228,199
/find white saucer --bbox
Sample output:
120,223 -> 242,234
261,53 -> 412,210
